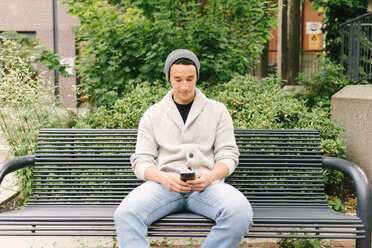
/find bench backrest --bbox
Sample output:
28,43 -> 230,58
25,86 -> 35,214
29,129 -> 327,208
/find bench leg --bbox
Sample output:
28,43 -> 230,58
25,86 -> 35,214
356,234 -> 371,248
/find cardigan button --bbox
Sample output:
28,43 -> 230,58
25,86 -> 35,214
189,153 -> 193,158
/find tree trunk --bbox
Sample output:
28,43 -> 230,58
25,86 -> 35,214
278,0 -> 301,85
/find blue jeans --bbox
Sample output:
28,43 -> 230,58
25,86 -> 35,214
114,181 -> 253,248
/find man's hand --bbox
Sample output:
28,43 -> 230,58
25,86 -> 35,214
186,172 -> 214,192
144,166 -> 192,193
144,162 -> 230,193
159,172 -> 192,193
186,162 -> 230,192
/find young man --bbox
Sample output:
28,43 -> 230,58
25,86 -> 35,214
114,49 -> 253,248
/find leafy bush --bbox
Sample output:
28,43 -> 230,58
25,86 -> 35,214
295,56 -> 355,202
0,37 -> 62,202
207,75 -> 345,158
1,31 -> 72,78
75,75 -> 346,158
296,55 -> 350,108
209,75 -> 347,197
64,0 -> 277,106
74,82 -> 170,128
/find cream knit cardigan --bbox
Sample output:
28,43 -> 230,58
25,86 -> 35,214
130,88 -> 240,181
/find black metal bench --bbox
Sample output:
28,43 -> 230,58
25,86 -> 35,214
0,129 -> 370,247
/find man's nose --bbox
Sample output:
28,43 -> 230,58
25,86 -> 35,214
180,81 -> 189,89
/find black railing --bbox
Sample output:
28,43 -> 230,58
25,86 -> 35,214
340,12 -> 372,82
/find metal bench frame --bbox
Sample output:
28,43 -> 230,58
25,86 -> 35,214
0,129 -> 370,248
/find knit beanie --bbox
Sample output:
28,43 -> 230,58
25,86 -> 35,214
164,49 -> 200,82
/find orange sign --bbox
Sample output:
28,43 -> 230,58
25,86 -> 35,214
308,34 -> 322,50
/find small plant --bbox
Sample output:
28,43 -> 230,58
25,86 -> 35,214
149,237 -> 174,247
184,237 -> 199,248
277,237 -> 324,248
112,236 -> 118,248
327,195 -> 347,213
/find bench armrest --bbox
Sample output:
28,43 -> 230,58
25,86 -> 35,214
0,155 -> 35,186
322,156 -> 372,245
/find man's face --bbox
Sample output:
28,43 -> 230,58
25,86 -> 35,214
169,64 -> 197,105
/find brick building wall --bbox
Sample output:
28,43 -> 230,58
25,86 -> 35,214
0,0 -> 79,107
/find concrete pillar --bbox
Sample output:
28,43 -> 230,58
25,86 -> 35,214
331,85 -> 372,183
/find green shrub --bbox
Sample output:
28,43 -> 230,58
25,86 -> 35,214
295,56 -> 356,202
1,31 -> 72,78
74,82 -> 170,128
0,37 -> 62,202
64,0 -> 277,106
207,75 -> 345,158
76,75 -> 346,159
296,55 -> 350,108
208,75 -> 347,198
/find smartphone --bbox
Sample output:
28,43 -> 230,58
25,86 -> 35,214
180,172 -> 195,182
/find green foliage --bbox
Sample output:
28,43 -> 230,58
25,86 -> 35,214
0,37 -> 62,202
295,55 -> 353,198
1,31 -> 72,78
277,237 -> 323,248
207,75 -> 345,158
326,195 -> 347,213
211,75 -> 346,196
310,0 -> 369,62
74,82 -> 170,128
35,49 -> 72,78
75,74 -> 346,159
296,55 -> 350,108
63,0 -> 277,106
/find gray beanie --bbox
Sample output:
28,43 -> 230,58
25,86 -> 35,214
164,49 -> 200,82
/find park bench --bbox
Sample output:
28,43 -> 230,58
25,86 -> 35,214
0,128 -> 370,247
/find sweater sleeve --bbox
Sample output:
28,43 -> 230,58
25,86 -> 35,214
213,105 -> 240,176
130,112 -> 159,180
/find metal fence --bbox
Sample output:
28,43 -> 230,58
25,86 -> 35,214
268,49 -> 322,74
340,12 -> 372,82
